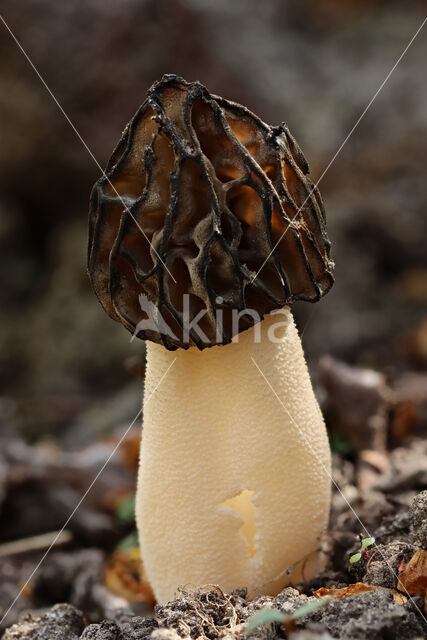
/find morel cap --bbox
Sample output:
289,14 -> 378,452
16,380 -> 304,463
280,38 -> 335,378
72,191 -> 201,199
88,74 -> 334,350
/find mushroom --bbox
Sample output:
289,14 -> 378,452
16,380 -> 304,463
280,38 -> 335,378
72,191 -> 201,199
88,75 -> 334,604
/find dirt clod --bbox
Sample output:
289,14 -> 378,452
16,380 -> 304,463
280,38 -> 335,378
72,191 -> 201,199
409,490 -> 427,548
3,603 -> 85,640
81,620 -> 122,640
351,542 -> 416,588
319,589 -> 424,640
4,585 -> 426,640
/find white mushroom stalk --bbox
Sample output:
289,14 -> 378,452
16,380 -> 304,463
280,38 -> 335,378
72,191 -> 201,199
88,76 -> 335,606
137,309 -> 331,604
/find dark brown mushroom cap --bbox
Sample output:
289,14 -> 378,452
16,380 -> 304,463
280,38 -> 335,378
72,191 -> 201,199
88,74 -> 334,350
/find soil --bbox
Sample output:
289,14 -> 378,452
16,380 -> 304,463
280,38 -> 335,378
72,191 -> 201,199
0,403 -> 426,638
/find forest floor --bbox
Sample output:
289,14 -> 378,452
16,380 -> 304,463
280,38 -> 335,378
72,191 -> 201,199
0,356 -> 426,640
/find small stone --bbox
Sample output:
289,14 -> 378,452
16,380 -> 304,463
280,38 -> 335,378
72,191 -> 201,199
120,617 -> 158,640
319,589 -> 424,639
80,620 -> 121,640
3,603 -> 84,640
150,629 -> 182,640
409,490 -> 427,548
291,629 -> 334,640
361,542 -> 415,588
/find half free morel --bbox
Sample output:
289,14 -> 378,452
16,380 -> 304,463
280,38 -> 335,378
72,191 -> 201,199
88,74 -> 334,604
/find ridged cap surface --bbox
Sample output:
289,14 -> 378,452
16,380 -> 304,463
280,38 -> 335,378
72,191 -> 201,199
88,75 -> 334,349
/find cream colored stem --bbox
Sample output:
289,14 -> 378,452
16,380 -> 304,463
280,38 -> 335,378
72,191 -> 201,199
136,309 -> 331,604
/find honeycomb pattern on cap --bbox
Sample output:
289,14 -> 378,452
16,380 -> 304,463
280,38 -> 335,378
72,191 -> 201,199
88,75 -> 334,349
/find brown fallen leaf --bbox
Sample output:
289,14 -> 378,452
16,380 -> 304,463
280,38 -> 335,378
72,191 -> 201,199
119,431 -> 142,471
104,547 -> 155,605
314,582 -> 407,605
397,549 -> 427,597
392,590 -> 410,605
398,559 -> 407,573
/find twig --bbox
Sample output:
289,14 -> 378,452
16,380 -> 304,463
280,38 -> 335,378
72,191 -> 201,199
0,530 -> 73,558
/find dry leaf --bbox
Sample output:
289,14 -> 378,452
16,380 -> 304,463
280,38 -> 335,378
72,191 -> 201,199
398,559 -> 407,573
314,582 -> 377,599
119,432 -> 142,471
314,582 -> 407,605
104,547 -> 155,605
392,591 -> 408,605
397,549 -> 427,597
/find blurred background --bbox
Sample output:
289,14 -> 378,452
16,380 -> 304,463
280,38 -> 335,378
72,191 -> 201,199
0,0 -> 426,441
0,0 -> 427,632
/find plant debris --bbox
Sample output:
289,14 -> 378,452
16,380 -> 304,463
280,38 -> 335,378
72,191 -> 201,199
313,582 -> 407,605
397,550 -> 427,603
104,548 -> 155,606
3,584 -> 425,640
1,364 -> 427,638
